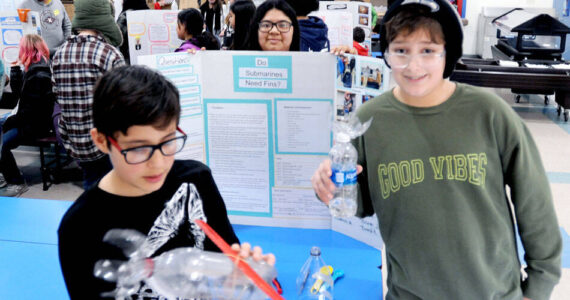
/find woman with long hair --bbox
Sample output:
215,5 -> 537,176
245,0 -> 300,51
0,34 -> 56,196
228,0 -> 256,50
200,0 -> 225,36
176,8 -> 220,51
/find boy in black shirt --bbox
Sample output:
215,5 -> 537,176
58,65 -> 274,299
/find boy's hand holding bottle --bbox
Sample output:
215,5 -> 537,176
311,159 -> 363,205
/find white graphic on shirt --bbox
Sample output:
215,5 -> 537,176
40,8 -> 60,28
133,182 -> 207,300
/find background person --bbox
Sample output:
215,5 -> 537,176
285,0 -> 329,52
154,0 -> 166,10
201,0 -> 225,36
175,8 -> 220,52
52,0 -> 125,190
0,60 -> 5,103
353,26 -> 369,56
246,0 -> 300,51
18,0 -> 72,58
0,34 -> 56,197
227,0 -> 256,50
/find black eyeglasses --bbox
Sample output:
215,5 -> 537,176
108,127 -> 188,164
258,20 -> 292,33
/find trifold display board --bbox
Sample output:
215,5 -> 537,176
0,10 -> 42,75
138,51 -> 383,250
334,54 -> 391,120
310,10 -> 353,49
126,10 -> 184,65
1,1 -> 16,11
319,1 -> 372,36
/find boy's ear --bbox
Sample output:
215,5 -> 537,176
90,128 -> 111,154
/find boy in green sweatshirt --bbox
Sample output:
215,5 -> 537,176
311,1 -> 562,299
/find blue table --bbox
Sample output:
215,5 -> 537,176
0,197 -> 382,299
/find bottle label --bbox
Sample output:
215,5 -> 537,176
331,168 -> 357,186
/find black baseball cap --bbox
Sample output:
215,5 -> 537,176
380,0 -> 463,78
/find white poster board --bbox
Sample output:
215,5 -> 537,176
319,1 -> 372,37
1,1 -> 17,11
310,11 -> 353,49
332,215 -> 383,249
137,51 -> 383,249
0,10 -> 41,75
126,10 -> 184,65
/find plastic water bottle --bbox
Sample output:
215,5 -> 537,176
328,132 -> 358,218
94,229 -> 277,299
296,246 -> 333,300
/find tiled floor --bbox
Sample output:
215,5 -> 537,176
9,88 -> 570,299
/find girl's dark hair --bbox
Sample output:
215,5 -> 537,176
285,0 -> 319,17
122,0 -> 149,12
93,65 -> 180,138
178,8 -> 220,50
246,0 -> 300,51
230,0 -> 256,50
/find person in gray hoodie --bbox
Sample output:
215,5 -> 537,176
18,0 -> 72,57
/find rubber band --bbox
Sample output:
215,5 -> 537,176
144,258 -> 155,278
194,219 -> 284,300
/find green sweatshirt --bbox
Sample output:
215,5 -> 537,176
354,83 -> 561,300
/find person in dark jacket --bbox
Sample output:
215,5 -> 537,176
285,0 -> 329,52
200,0 -> 225,36
0,34 -> 56,197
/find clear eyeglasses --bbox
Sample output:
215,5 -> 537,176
258,20 -> 292,33
384,51 -> 446,69
107,127 -> 188,164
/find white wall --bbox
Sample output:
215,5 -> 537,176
463,0 -> 554,55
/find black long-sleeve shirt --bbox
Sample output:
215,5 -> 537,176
58,160 -> 239,299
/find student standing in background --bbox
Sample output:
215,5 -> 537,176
285,0 -> 329,52
18,0 -> 72,57
201,0 -> 225,36
52,0 -> 125,190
